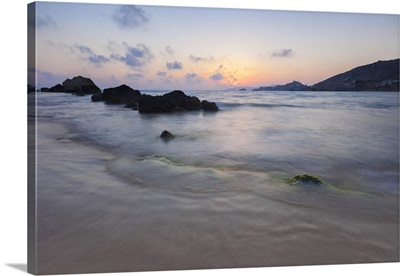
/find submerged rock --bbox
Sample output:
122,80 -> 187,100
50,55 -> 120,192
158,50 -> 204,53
160,130 -> 174,139
289,174 -> 323,186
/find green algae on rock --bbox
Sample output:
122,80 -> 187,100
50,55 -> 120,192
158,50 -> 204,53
288,174 -> 323,186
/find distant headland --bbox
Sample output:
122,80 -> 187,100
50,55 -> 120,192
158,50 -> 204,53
253,58 -> 399,92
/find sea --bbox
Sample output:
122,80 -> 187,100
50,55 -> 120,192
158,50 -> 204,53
29,90 -> 399,274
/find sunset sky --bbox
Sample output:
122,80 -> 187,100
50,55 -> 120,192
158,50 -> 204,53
30,2 -> 399,90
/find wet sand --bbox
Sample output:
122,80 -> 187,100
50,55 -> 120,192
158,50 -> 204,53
32,118 -> 399,275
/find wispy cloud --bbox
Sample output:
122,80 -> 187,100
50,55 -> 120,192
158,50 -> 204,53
47,41 -> 109,66
36,15 -> 58,29
112,5 -> 149,29
126,73 -> 144,80
209,64 -> 239,87
166,61 -> 183,70
88,55 -> 110,64
185,73 -> 203,83
270,48 -> 295,58
74,43 -> 110,66
189,54 -> 215,63
210,64 -> 225,81
157,71 -> 167,77
210,72 -> 224,81
165,46 -> 175,56
46,41 -> 75,54
36,69 -> 68,88
112,43 -> 153,69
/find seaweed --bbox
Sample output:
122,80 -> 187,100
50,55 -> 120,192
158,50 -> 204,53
288,174 -> 323,186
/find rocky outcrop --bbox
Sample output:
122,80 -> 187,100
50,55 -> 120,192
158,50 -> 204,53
201,100 -> 219,111
160,130 -> 174,139
62,76 -> 101,94
138,90 -> 203,113
253,81 -> 310,91
47,76 -> 101,94
28,85 -> 36,93
49,84 -> 65,92
101,84 -> 141,104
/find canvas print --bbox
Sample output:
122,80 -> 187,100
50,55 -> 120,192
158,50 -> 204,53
27,1 -> 399,275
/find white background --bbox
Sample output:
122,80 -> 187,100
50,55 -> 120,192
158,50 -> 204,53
1,0 -> 399,275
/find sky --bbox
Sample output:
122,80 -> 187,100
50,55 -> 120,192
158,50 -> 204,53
29,1 -> 399,90
1,1 -> 400,276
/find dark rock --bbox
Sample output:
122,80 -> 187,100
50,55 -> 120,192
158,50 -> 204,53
253,81 -> 309,91
239,88 -> 246,91
28,85 -> 36,93
202,100 -> 219,111
62,76 -> 101,94
91,94 -> 104,102
288,174 -> 323,186
138,90 -> 202,113
123,102 -> 138,109
102,84 -> 141,104
40,87 -> 49,92
49,84 -> 65,92
160,130 -> 174,139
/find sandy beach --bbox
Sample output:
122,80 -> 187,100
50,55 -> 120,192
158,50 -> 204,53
32,114 -> 398,275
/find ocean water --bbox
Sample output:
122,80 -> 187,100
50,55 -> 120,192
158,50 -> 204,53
31,90 -> 399,274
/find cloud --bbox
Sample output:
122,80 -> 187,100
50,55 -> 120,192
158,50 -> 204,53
35,69 -> 68,88
189,54 -> 215,63
157,71 -> 167,77
46,41 -> 75,54
37,69 -> 59,81
112,43 -> 153,69
210,72 -> 224,81
166,61 -> 183,70
74,44 -> 110,66
208,64 -> 239,87
126,73 -> 144,80
210,64 -> 226,82
88,55 -> 110,64
47,42 -> 110,66
165,46 -> 175,56
270,48 -> 295,58
74,44 -> 94,55
112,5 -> 149,29
185,73 -> 203,83
36,15 -> 58,29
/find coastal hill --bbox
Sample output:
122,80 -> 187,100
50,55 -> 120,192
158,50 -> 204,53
253,58 -> 399,92
311,59 -> 399,91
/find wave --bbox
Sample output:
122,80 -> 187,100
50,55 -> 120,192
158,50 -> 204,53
218,102 -> 302,109
103,153 -> 391,217
105,154 -> 266,196
361,102 -> 399,109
